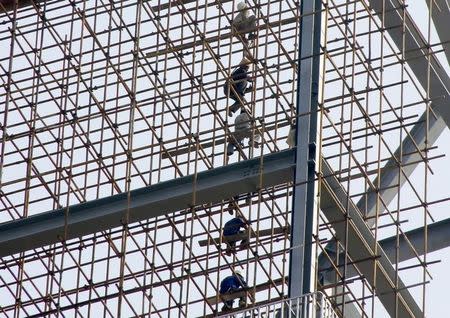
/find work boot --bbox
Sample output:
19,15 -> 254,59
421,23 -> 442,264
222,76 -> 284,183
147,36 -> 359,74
226,142 -> 235,156
249,139 -> 260,148
238,299 -> 246,308
244,85 -> 253,94
248,33 -> 256,41
221,304 -> 232,312
239,239 -> 249,250
229,102 -> 240,116
226,246 -> 232,257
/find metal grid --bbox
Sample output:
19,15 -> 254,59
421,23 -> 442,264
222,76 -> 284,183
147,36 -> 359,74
0,0 -> 448,317
0,0 -> 298,317
317,0 -> 448,316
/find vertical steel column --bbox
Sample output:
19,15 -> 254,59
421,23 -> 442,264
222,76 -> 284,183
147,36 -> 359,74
289,0 -> 322,298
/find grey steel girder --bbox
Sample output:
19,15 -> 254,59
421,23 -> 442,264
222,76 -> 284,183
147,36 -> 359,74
319,217 -> 450,282
320,159 -> 422,318
426,0 -> 450,67
358,113 -> 446,228
0,150 -> 295,258
356,0 -> 450,226
369,0 -> 450,126
289,0 -> 322,298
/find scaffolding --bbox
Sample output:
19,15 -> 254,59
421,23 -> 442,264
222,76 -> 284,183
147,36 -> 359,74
0,0 -> 449,317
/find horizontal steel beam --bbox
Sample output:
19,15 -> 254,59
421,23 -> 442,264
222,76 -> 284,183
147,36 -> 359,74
319,217 -> 450,280
0,150 -> 294,258
381,216 -> 450,263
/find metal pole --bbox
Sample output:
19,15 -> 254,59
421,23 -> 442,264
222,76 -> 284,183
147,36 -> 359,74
288,0 -> 322,299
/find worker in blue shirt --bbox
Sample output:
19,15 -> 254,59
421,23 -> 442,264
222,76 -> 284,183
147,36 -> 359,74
223,58 -> 253,116
219,270 -> 248,311
223,216 -> 249,256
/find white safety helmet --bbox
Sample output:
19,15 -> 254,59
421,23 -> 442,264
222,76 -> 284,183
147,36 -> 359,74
237,1 -> 248,11
239,57 -> 250,66
235,269 -> 242,276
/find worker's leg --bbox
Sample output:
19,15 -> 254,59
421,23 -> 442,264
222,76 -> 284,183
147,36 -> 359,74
234,21 -> 250,44
228,92 -> 242,116
227,195 -> 239,215
226,241 -> 236,256
228,102 -> 241,116
230,87 -> 247,114
238,294 -> 246,307
246,16 -> 257,41
221,298 -> 234,311
238,230 -> 249,250
240,239 -> 249,250
249,131 -> 261,148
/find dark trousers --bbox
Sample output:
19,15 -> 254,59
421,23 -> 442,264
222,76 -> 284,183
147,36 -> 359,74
222,289 -> 245,309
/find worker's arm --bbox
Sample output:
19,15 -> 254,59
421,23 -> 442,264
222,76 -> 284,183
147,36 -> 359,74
238,276 -> 248,289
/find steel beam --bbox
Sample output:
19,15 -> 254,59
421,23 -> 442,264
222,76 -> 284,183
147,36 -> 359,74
355,0 -> 450,225
0,150 -> 295,258
289,0 -> 322,298
319,217 -> 450,282
381,216 -> 450,263
426,0 -> 450,67
369,0 -> 450,126
320,159 -> 422,318
358,113 -> 446,227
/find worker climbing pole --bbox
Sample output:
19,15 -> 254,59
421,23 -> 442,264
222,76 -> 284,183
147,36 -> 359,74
215,1 -> 262,313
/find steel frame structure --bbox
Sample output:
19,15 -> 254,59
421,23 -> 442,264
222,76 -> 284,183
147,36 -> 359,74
0,0 -> 449,317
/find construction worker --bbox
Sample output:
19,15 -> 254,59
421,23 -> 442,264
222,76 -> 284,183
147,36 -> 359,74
226,109 -> 260,156
223,216 -> 249,256
219,270 -> 248,311
232,1 -> 257,43
224,58 -> 253,116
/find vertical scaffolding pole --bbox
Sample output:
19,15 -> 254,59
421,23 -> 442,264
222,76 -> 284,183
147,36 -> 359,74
288,0 -> 322,298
